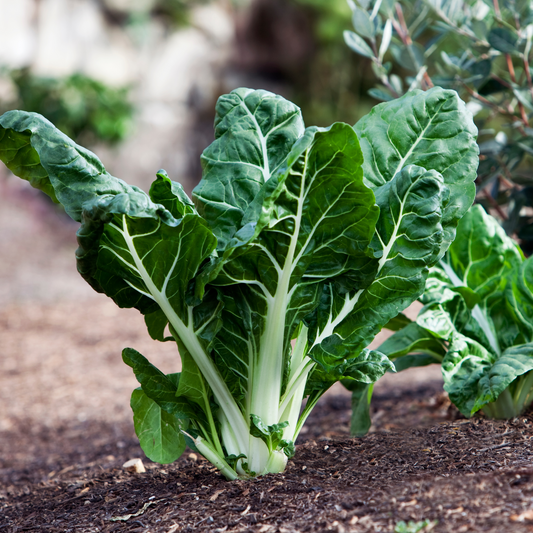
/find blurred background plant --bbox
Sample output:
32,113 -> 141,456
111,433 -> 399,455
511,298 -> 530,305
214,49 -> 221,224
344,0 -> 533,254
100,0 -> 211,28
0,69 -> 133,145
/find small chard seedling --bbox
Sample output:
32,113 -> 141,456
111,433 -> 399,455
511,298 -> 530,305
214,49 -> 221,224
0,87 -> 478,479
366,205 -> 533,424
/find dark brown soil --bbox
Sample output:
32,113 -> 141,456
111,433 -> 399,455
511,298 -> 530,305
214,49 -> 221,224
3,391 -> 533,533
3,176 -> 533,533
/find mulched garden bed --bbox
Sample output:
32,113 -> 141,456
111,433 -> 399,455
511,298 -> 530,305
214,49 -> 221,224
3,385 -> 533,533
2,183 -> 533,532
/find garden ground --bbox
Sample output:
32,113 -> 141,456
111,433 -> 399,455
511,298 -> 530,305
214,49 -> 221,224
2,178 -> 533,533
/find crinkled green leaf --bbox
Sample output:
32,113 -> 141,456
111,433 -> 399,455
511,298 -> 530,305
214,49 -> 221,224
249,414 -> 288,453
416,303 -> 458,340
490,256 -> 533,350
440,205 -> 523,300
378,322 -> 446,362
444,335 -> 533,417
193,88 -> 304,251
150,169 -> 197,218
0,110 -> 133,221
417,206 -> 522,354
442,334 -> 495,417
122,347 -> 199,420
308,165 -> 448,372
472,343 -> 533,413
130,387 -> 187,464
354,87 -> 478,258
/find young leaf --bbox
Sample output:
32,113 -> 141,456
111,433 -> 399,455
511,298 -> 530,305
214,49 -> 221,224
250,415 -> 289,453
130,388 -> 187,464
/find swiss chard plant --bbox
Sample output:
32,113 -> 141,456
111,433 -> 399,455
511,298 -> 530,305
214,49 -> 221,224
356,204 -> 533,432
0,86 -> 477,479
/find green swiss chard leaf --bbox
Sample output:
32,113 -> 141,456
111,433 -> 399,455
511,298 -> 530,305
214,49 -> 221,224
490,256 -> 533,350
443,335 -> 533,417
354,87 -> 478,259
193,88 -> 305,251
378,322 -> 446,363
442,334 -> 495,417
150,169 -> 197,218
130,387 -> 187,464
122,347 -> 200,421
416,303 -> 459,340
309,164 -> 449,373
438,205 -> 523,301
0,111 -> 133,221
472,343 -> 533,414
423,206 -> 524,354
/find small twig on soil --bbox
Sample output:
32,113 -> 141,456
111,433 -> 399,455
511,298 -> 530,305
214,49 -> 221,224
110,499 -> 164,522
478,440 -> 529,452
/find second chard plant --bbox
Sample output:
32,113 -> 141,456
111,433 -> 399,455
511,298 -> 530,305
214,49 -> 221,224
0,87 -> 477,479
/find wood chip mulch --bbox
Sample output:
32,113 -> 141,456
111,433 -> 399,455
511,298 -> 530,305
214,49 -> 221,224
2,394 -> 533,533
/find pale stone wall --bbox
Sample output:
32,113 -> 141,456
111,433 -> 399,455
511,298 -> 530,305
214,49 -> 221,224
0,0 -> 235,192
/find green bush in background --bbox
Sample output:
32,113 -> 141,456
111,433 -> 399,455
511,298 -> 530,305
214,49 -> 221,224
345,0 -> 533,253
0,70 -> 134,146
